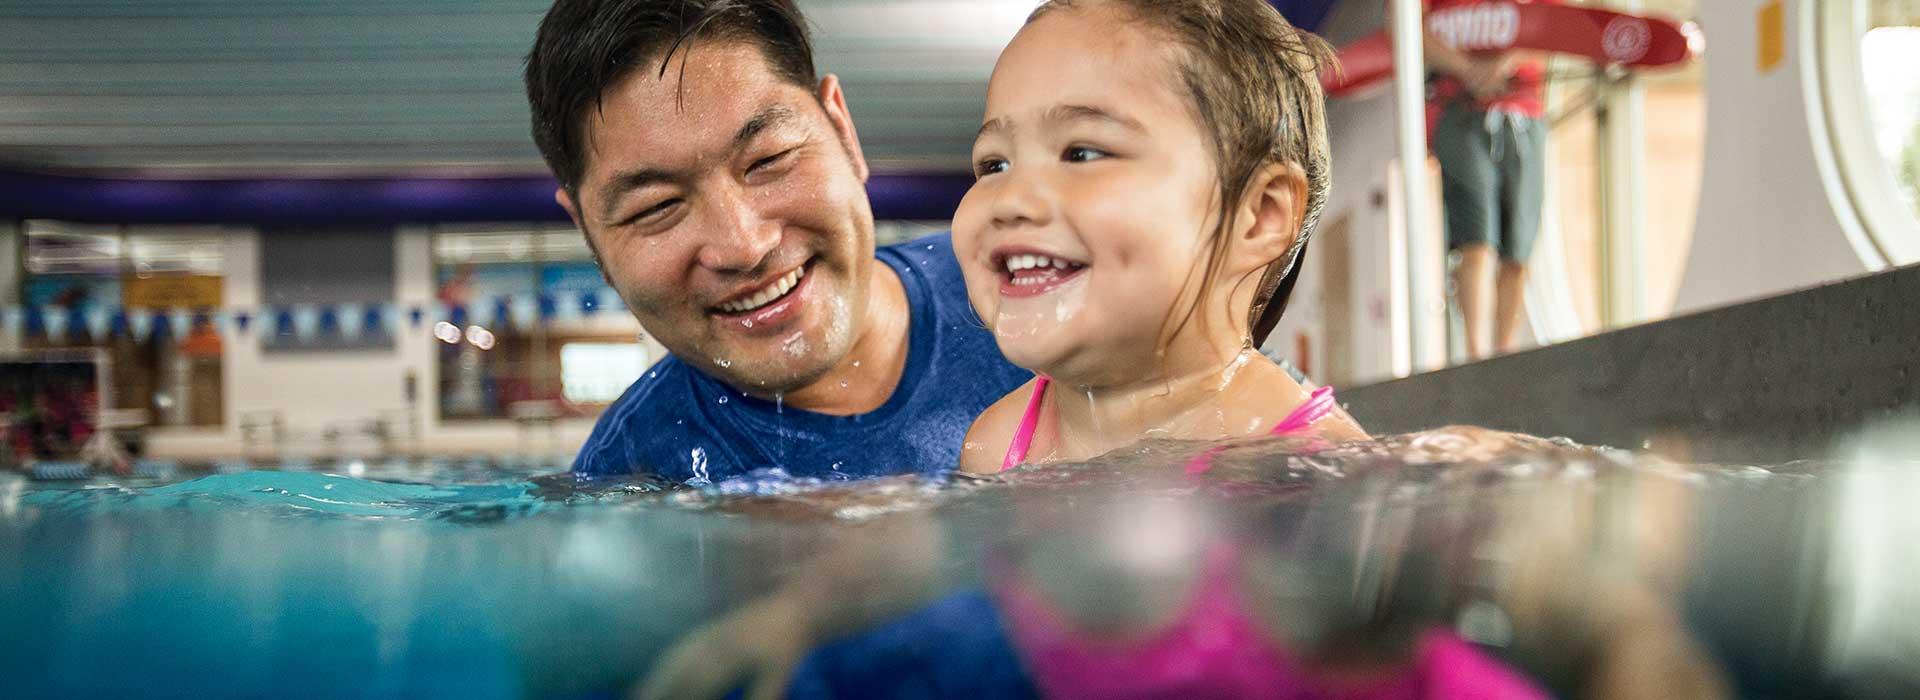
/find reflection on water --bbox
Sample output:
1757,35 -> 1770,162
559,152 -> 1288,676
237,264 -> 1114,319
2,426 -> 1917,699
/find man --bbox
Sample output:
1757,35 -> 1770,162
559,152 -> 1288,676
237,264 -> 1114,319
1420,0 -> 1554,359
524,0 -> 1028,482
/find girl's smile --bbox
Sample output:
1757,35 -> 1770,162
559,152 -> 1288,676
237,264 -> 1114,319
992,246 -> 1089,298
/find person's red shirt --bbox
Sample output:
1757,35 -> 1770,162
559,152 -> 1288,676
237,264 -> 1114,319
1422,0 -> 1557,117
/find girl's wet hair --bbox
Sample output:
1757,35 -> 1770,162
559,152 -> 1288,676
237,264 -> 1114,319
1030,0 -> 1333,348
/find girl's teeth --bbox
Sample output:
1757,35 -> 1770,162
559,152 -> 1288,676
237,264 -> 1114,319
1005,254 -> 1078,273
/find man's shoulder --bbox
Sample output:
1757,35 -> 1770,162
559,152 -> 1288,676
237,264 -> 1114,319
878,231 -> 1030,403
572,356 -> 699,476
877,231 -> 980,315
877,231 -> 962,282
603,354 -> 694,415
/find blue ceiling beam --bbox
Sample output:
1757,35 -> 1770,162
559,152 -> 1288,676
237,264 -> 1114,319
0,169 -> 974,226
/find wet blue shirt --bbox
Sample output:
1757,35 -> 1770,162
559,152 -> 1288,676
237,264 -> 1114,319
571,232 -> 1029,482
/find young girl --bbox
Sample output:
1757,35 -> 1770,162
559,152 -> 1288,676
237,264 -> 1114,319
945,2 -> 1545,698
952,0 -> 1367,476
642,4 -> 1561,699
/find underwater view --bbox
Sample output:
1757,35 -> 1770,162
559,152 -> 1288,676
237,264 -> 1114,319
7,424 -> 1918,699
5,0 -> 1920,698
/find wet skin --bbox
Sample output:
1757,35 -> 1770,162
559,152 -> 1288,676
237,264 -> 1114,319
556,42 -> 910,414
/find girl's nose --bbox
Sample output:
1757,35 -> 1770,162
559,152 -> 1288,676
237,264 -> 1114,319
989,168 -> 1053,230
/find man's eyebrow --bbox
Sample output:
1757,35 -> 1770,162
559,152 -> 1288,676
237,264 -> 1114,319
1045,104 -> 1146,132
734,104 -> 797,149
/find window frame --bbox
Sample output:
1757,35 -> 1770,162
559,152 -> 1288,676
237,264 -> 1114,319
1811,0 -> 1920,267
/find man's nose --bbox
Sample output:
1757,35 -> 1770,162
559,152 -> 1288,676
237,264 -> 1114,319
694,184 -> 781,272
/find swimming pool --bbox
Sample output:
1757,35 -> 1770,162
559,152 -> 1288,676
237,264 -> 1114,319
5,427 -> 1915,699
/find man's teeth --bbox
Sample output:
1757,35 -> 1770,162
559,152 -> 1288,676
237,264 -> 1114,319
718,267 -> 804,314
1003,254 -> 1075,274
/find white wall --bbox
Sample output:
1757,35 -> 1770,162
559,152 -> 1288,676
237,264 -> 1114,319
1284,0 -> 1892,387
1672,0 -> 1882,314
146,227 -> 620,462
1266,90 -> 1411,386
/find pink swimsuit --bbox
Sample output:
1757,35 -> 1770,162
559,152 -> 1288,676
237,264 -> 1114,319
1000,377 -> 1340,472
992,378 -> 1546,700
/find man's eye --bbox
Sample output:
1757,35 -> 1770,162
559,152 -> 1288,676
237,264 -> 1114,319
748,149 -> 794,174
626,198 -> 681,225
973,157 -> 1009,178
1063,146 -> 1109,163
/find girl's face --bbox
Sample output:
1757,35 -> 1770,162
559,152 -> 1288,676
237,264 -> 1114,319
953,3 -> 1222,385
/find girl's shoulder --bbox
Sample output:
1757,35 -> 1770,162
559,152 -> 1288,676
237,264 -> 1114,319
1227,359 -> 1370,441
957,378 -> 1044,475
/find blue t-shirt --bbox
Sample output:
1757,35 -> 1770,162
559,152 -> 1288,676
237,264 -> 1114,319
571,232 -> 1029,482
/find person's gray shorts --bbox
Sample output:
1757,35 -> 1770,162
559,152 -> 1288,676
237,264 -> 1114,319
1431,103 -> 1547,264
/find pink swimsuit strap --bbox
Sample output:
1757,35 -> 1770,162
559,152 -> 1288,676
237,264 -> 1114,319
1001,376 -> 1054,472
1001,378 -> 1339,472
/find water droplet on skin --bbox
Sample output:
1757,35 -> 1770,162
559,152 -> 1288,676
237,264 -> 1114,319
839,380 -> 849,389
714,358 -> 732,368
852,360 -> 861,368
742,319 -> 753,328
1220,348 -> 1253,389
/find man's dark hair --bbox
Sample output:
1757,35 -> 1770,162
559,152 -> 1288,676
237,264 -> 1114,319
525,0 -> 818,193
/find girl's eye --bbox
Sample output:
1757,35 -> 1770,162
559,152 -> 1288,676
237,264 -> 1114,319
1063,146 -> 1109,163
974,157 -> 1009,178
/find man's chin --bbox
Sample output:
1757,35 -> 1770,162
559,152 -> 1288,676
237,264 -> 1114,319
705,351 -> 845,398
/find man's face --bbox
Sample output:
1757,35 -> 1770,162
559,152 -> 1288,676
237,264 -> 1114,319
559,42 -> 875,394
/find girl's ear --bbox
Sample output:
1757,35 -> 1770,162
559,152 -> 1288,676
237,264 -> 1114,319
1232,160 -> 1308,273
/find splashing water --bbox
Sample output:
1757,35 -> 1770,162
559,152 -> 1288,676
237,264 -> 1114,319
687,447 -> 710,486
2,427 -> 1914,699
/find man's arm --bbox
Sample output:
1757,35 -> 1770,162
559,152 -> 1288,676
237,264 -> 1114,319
1423,30 -> 1517,100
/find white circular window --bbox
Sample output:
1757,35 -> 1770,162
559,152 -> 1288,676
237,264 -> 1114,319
1814,0 -> 1920,266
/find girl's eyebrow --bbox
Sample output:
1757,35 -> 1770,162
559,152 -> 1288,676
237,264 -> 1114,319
976,104 -> 1146,141
1044,104 -> 1145,133
977,115 -> 1013,140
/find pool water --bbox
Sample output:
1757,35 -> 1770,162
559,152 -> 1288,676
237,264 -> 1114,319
3,428 -> 1916,699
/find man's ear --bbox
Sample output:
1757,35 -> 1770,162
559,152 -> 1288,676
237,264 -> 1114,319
816,74 -> 870,183
556,188 -> 612,280
555,187 -> 584,229
1232,161 -> 1308,271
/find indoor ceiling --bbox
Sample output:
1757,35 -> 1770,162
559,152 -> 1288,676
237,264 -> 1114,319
0,0 -> 1039,175
10,0 -> 1704,178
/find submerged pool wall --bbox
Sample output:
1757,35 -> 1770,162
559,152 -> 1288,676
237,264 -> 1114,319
1342,264 -> 1920,463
